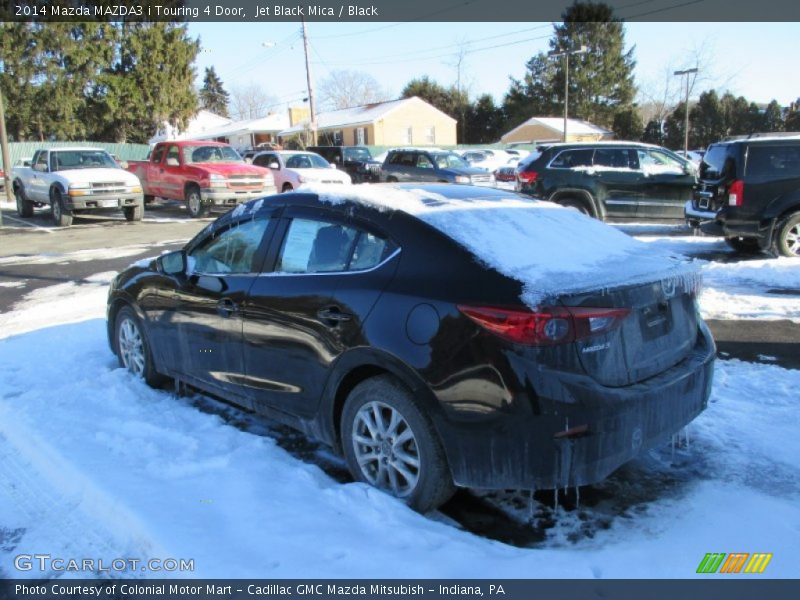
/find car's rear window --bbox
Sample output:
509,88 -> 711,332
700,144 -> 735,179
745,145 -> 800,180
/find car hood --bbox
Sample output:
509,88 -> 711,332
59,168 -> 140,185
192,163 -> 270,177
291,168 -> 352,183
440,166 -> 492,176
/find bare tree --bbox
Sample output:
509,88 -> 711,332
228,83 -> 278,120
317,70 -> 388,111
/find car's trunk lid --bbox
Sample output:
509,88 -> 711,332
561,278 -> 698,387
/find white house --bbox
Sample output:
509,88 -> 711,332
149,110 -> 232,145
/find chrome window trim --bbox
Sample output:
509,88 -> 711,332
260,247 -> 402,278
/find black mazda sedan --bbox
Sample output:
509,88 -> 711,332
107,184 -> 715,512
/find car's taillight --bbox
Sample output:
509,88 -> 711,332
457,305 -> 630,346
517,170 -> 538,185
727,179 -> 744,207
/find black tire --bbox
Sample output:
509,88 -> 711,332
14,182 -> 33,218
282,182 -> 293,192
50,188 -> 73,227
185,185 -> 208,218
124,201 -> 144,222
725,236 -> 762,254
559,197 -> 592,217
143,194 -> 155,205
772,212 -> 800,258
340,375 -> 455,513
114,306 -> 167,387
386,176 -> 398,183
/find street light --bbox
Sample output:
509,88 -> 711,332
549,45 -> 588,142
674,67 -> 699,156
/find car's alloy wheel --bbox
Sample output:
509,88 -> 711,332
50,190 -> 73,227
774,213 -> 800,258
783,223 -> 800,256
341,375 -> 455,512
186,187 -> 208,218
352,401 -> 421,497
118,316 -> 146,377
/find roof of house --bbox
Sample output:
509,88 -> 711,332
191,113 -> 291,140
279,96 -> 456,136
501,116 -> 612,141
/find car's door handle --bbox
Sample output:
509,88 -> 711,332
317,306 -> 352,324
216,298 -> 238,317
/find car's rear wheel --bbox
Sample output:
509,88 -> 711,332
386,176 -> 398,183
115,306 -> 165,386
725,236 -> 762,254
50,189 -> 73,227
186,185 -> 208,218
341,375 -> 455,512
773,212 -> 800,258
558,197 -> 592,217
124,201 -> 144,222
14,183 -> 33,218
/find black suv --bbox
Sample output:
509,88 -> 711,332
307,145 -> 381,183
685,134 -> 800,257
516,142 -> 696,220
380,149 -> 495,186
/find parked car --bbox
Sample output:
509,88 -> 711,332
252,150 -> 352,191
493,165 -> 518,190
127,141 -> 275,218
307,145 -> 382,183
685,134 -> 800,257
108,184 -> 714,512
12,147 -> 144,226
516,142 -> 696,219
381,149 -> 495,186
457,148 -> 514,172
674,149 -> 706,165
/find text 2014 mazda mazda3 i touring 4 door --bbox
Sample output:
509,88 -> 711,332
108,184 -> 715,512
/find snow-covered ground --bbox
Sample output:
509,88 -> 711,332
1,262 -> 798,579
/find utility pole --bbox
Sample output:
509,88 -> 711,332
549,45 -> 588,142
674,67 -> 699,155
301,17 -> 317,146
0,88 -> 12,227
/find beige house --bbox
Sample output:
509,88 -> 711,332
501,117 -> 613,144
279,97 -> 457,146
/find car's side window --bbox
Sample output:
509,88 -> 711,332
152,146 -> 166,164
34,152 -> 48,171
189,217 -> 270,275
349,231 -> 392,271
253,154 -> 274,168
639,150 -> 684,174
746,145 -> 800,180
417,154 -> 434,169
594,149 -> 637,169
166,145 -> 180,165
276,218 -> 358,274
550,149 -> 594,169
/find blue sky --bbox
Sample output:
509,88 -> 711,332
188,21 -> 800,115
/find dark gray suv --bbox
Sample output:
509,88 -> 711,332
380,149 -> 495,187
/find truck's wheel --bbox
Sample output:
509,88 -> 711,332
124,201 -> 144,222
340,375 -> 455,513
50,189 -> 73,227
186,185 -> 208,218
14,182 -> 34,218
143,194 -> 155,205
772,212 -> 800,258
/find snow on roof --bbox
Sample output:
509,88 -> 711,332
502,117 -> 612,141
298,183 -> 699,306
149,109 -> 233,144
279,97 -> 456,136
192,113 -> 291,140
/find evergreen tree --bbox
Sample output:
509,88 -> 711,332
611,106 -> 643,140
199,66 -> 230,117
761,100 -> 784,132
785,98 -> 800,131
549,2 -> 637,128
501,54 -> 559,132
464,94 -> 505,143
641,119 -> 665,145
401,76 -> 466,121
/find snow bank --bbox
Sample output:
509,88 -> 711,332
301,184 -> 700,306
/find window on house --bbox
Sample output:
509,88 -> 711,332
356,127 -> 366,145
403,126 -> 413,145
425,126 -> 435,144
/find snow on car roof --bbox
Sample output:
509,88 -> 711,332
299,183 -> 699,306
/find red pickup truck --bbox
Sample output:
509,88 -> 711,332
127,140 -> 276,217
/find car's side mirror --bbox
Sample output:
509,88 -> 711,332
269,162 -> 280,169
166,157 -> 179,167
330,163 -> 337,169
119,160 -> 129,169
158,250 -> 186,275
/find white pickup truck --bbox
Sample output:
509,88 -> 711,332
12,147 -> 144,226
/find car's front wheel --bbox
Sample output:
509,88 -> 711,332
773,212 -> 800,258
186,185 -> 208,218
115,306 -> 165,386
341,375 -> 455,512
124,201 -> 144,222
50,189 -> 73,227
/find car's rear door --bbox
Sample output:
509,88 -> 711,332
241,206 -> 398,419
590,148 -> 644,218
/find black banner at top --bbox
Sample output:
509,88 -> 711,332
1,0 -> 800,23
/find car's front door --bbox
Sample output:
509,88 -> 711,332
591,147 -> 644,218
171,211 -> 277,402
253,152 -> 283,189
636,148 -> 696,219
28,151 -> 50,202
241,207 -> 397,419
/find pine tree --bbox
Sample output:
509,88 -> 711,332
761,100 -> 784,132
199,66 -> 230,117
401,76 -> 466,121
611,106 -> 644,140
464,94 -> 505,143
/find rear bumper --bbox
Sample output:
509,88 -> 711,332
201,186 -> 276,206
67,193 -> 143,211
438,322 -> 716,490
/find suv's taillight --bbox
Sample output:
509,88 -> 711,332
517,170 -> 538,185
727,179 -> 744,207
457,305 -> 630,346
